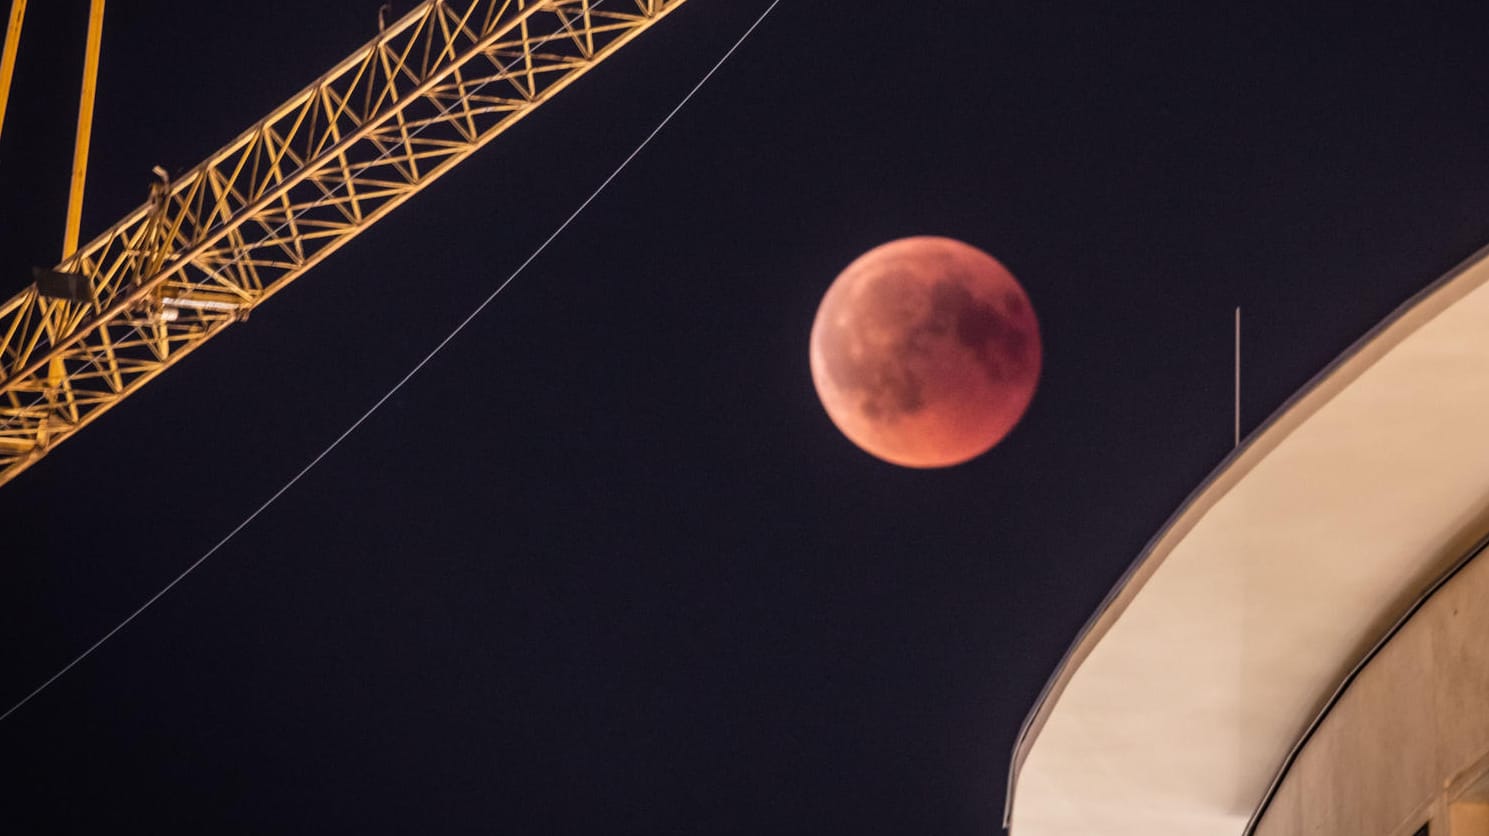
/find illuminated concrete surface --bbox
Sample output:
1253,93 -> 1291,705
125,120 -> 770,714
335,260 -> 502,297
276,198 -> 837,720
1253,550 -> 1489,836
1007,243 -> 1489,835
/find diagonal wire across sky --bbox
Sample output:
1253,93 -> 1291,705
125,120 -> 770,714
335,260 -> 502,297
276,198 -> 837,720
0,0 -> 783,724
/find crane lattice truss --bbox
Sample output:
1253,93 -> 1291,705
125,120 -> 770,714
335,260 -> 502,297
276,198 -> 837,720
0,0 -> 685,487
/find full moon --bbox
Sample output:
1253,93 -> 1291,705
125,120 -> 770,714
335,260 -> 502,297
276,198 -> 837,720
809,236 -> 1042,468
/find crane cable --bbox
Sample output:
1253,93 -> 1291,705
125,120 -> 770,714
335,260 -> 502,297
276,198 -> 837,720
0,0 -> 783,724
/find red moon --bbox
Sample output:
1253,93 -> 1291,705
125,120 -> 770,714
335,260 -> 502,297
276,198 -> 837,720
809,236 -> 1041,468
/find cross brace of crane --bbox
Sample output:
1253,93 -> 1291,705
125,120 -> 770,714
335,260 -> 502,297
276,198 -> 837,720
0,0 -> 686,488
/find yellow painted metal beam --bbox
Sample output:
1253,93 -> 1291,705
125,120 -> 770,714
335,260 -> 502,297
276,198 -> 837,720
0,0 -> 25,150
63,0 -> 105,259
0,0 -> 690,488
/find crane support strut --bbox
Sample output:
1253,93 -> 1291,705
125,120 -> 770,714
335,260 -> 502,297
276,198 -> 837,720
64,0 -> 106,259
0,0 -> 24,151
0,0 -> 687,487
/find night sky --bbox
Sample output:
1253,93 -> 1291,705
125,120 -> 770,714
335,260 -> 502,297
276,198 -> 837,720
3,2 -> 1489,833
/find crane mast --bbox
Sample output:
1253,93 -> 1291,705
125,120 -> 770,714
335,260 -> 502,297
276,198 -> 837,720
0,0 -> 686,487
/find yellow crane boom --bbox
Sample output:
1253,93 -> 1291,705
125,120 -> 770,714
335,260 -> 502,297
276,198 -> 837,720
0,0 -> 686,487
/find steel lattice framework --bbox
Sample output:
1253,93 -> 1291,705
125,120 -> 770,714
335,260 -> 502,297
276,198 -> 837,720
0,0 -> 686,487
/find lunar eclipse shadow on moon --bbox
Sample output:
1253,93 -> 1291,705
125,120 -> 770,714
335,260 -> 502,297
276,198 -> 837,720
809,236 -> 1042,468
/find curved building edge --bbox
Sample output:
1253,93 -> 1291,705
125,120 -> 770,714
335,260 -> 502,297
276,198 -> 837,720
1005,238 -> 1489,828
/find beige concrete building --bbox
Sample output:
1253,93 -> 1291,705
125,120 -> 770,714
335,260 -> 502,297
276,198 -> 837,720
1004,245 -> 1489,836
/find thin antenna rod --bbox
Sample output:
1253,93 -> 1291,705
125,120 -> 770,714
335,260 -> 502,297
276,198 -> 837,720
1234,306 -> 1241,448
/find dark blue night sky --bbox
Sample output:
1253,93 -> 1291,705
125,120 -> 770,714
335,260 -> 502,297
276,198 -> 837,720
3,2 -> 1489,832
